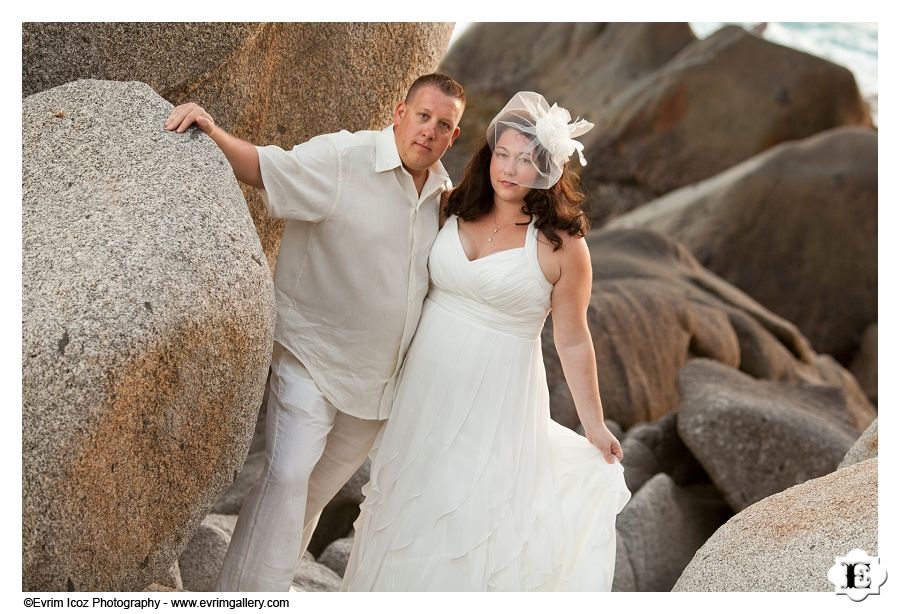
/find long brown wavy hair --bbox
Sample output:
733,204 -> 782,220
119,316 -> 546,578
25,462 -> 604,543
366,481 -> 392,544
445,126 -> 590,251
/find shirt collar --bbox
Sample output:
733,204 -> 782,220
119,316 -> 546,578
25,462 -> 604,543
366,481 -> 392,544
375,124 -> 451,184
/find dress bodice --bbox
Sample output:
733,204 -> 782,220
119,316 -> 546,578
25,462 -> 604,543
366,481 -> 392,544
426,215 -> 553,339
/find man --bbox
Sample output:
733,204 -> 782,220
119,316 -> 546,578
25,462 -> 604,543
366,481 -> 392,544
165,74 -> 465,591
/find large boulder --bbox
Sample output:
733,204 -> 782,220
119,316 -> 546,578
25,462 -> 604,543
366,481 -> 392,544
675,359 -> 868,511
439,23 -> 872,222
22,79 -> 275,591
23,22 -> 455,270
673,458 -> 877,591
211,388 -> 268,515
838,418 -> 878,469
608,127 -> 877,362
542,228 -> 874,430
439,22 -> 695,213
613,473 -> 731,591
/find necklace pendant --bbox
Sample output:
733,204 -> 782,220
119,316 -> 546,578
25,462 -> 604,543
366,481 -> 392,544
487,237 -> 493,243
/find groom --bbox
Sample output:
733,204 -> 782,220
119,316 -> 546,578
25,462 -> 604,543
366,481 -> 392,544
165,73 -> 465,591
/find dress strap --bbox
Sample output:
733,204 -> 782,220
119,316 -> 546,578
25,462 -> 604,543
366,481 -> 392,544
525,216 -> 553,290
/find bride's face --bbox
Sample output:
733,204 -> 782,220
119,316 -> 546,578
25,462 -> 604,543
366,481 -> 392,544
489,129 -> 538,203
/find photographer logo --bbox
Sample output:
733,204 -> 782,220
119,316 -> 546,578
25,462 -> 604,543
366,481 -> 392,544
827,549 -> 887,601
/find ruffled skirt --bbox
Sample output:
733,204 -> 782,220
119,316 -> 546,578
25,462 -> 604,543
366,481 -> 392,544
341,298 -> 631,591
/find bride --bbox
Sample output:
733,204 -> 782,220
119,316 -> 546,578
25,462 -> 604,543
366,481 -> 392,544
342,92 -> 631,591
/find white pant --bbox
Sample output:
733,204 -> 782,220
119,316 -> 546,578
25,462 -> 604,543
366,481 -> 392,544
215,342 -> 385,591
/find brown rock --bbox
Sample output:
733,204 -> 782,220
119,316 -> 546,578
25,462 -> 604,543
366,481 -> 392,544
543,228 -> 873,430
838,418 -> 877,469
439,23 -> 871,223
673,459 -> 877,591
609,127 -> 877,362
23,22 -> 455,270
22,80 -> 275,592
849,323 -> 877,404
676,359 -> 869,511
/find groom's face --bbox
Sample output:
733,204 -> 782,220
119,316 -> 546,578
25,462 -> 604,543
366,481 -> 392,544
393,85 -> 463,174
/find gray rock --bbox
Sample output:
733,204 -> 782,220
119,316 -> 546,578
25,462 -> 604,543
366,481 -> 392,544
609,127 -> 877,362
620,413 -> 706,493
23,23 -> 455,271
620,437 -> 657,495
317,537 -> 355,578
613,473 -> 731,591
177,520 -> 232,592
673,458 -> 877,591
291,558 -> 343,592
143,583 -> 184,592
203,514 -> 238,539
151,561 -> 183,591
838,418 -> 878,469
22,79 -> 275,591
611,530 -> 636,592
676,359 -> 864,511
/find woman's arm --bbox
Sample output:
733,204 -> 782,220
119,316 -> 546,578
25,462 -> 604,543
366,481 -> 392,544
549,235 -> 623,464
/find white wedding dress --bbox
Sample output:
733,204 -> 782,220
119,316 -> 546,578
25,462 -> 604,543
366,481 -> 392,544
342,215 -> 631,591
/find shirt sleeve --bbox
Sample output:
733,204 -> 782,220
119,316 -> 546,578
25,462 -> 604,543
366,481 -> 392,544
256,135 -> 341,222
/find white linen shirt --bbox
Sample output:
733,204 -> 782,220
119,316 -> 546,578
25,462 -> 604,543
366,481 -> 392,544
256,124 -> 450,420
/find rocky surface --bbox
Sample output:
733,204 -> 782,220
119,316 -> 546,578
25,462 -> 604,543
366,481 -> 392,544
291,559 -> 343,592
22,79 -> 275,591
23,22 -> 455,270
676,359 -> 866,511
542,228 -> 874,431
849,323 -> 878,405
838,418 -> 878,469
619,413 -> 706,494
613,473 -> 732,591
608,127 -> 877,362
177,519 -> 232,592
440,23 -> 872,223
317,537 -> 355,578
673,458 -> 877,591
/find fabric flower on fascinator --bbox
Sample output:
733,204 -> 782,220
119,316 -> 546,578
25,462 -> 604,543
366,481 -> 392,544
535,103 -> 594,167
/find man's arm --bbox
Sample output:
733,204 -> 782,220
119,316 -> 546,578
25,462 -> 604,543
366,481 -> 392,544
165,102 -> 264,190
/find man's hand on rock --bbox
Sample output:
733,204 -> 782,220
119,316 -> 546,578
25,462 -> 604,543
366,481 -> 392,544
165,102 -> 216,135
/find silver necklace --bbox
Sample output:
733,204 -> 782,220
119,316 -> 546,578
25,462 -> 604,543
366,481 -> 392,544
488,211 -> 530,243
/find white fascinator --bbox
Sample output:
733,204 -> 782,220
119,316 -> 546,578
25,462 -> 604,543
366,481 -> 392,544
485,91 -> 594,190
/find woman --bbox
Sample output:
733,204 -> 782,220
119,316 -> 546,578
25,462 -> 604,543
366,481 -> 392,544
342,92 -> 631,591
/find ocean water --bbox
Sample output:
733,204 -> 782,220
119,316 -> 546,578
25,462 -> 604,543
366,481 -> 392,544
448,22 -> 878,122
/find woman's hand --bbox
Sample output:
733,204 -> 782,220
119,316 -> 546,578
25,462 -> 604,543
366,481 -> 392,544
583,421 -> 624,464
